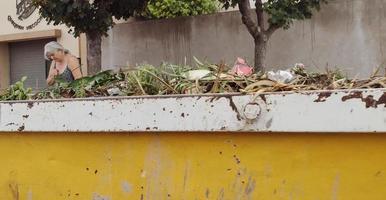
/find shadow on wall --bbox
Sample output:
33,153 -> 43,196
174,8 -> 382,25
102,0 -> 386,78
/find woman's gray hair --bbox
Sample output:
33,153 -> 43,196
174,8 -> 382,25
44,41 -> 69,60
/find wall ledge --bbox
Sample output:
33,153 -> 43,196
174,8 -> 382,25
0,29 -> 61,43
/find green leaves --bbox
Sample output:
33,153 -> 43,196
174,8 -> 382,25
34,70 -> 124,99
32,0 -> 148,37
0,76 -> 32,101
264,0 -> 327,29
144,0 -> 219,19
219,0 -> 327,30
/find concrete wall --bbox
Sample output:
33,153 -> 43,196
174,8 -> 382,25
102,0 -> 386,77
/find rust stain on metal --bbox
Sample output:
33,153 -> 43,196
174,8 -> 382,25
226,97 -> 242,121
259,94 -> 267,103
9,183 -> 19,200
6,122 -> 16,126
362,95 -> 377,108
208,96 -> 222,103
233,155 -> 241,164
314,92 -> 332,102
341,91 -> 363,101
183,166 -> 188,191
266,118 -> 273,128
217,188 -> 224,200
376,93 -> 386,107
27,102 -> 34,109
17,125 -> 25,132
245,177 -> 256,195
342,92 -> 386,108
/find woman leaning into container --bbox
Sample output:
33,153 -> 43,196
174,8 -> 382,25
45,41 -> 83,85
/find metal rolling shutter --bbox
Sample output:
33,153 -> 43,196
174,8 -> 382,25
10,39 -> 54,90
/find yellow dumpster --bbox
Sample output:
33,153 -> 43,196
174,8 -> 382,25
0,89 -> 385,199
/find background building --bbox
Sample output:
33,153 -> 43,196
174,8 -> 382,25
0,0 -> 87,90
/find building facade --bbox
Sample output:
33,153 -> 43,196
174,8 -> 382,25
0,0 -> 87,90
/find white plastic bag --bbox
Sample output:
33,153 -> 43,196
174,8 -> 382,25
267,70 -> 294,83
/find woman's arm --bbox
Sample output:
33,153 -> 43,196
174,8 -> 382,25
46,61 -> 58,86
67,56 -> 83,79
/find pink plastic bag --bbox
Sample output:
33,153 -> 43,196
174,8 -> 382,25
230,57 -> 253,76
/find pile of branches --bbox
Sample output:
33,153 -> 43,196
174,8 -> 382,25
1,60 -> 386,101
243,66 -> 386,93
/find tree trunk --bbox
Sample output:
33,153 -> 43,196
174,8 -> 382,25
86,33 -> 102,75
254,38 -> 267,73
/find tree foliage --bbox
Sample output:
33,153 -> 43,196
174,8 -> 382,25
144,0 -> 219,19
33,0 -> 147,37
219,0 -> 327,71
221,0 -> 326,30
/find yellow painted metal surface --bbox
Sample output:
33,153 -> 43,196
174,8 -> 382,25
1,133 -> 386,200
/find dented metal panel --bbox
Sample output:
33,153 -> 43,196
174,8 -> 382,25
0,89 -> 386,132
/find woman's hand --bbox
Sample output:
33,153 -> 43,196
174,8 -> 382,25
46,63 -> 59,86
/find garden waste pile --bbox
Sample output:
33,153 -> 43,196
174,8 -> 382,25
1,59 -> 386,101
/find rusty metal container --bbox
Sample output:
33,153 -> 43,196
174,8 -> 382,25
1,89 -> 385,199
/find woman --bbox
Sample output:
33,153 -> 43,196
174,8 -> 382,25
45,41 -> 82,85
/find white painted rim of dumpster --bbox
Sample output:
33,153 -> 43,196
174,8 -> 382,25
0,88 -> 385,133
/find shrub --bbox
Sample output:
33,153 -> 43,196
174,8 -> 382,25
144,0 -> 219,19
